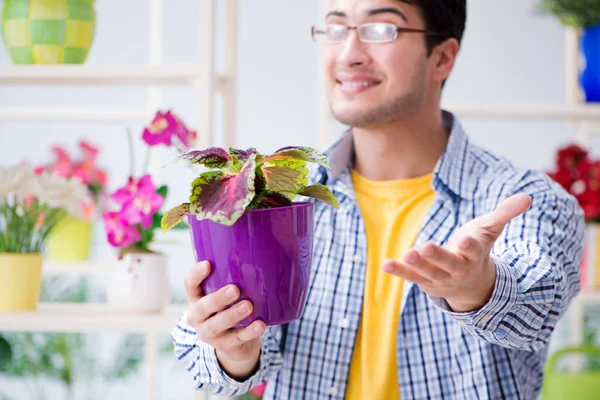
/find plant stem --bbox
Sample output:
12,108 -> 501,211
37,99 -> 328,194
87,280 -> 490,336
127,128 -> 135,178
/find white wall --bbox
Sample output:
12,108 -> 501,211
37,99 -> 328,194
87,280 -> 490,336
0,0 -> 582,399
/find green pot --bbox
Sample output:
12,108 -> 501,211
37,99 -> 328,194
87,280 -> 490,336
1,0 -> 96,64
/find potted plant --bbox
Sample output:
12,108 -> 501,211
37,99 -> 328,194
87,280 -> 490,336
547,143 -> 600,289
101,110 -> 193,313
538,0 -> 600,102
102,173 -> 174,313
34,140 -> 108,261
161,145 -> 339,327
0,163 -> 92,311
1,0 -> 97,64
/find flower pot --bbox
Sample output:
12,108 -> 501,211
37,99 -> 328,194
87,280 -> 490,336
46,216 -> 93,261
188,201 -> 315,328
1,0 -> 96,64
581,24 -> 600,103
106,252 -> 170,312
0,253 -> 43,311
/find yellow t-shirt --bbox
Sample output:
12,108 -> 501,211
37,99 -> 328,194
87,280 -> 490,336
346,169 -> 435,400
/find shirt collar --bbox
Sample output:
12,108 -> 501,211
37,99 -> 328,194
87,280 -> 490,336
318,110 -> 476,201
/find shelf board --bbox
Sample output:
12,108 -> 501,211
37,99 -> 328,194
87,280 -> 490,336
0,106 -> 151,122
0,302 -> 186,333
445,104 -> 600,121
0,65 -> 228,90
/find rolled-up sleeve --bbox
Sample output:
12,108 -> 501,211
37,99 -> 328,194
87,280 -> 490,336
430,174 -> 585,352
172,312 -> 284,396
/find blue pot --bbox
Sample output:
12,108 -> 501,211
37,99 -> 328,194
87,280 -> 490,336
581,24 -> 600,102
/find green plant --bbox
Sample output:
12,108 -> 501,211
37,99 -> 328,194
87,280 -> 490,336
538,0 -> 600,28
0,164 -> 91,253
161,146 -> 339,230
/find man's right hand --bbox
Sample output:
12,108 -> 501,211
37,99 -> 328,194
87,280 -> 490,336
184,260 -> 266,381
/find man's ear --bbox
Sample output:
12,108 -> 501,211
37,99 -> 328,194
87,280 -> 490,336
430,38 -> 460,84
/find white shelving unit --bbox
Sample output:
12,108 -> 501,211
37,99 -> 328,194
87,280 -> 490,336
0,1 -> 238,400
2,3 -> 600,399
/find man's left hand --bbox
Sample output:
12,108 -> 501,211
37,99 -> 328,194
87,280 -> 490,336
383,193 -> 532,313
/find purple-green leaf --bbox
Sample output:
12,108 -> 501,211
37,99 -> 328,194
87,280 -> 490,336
161,203 -> 190,232
262,146 -> 330,168
179,147 -> 231,168
298,183 -> 339,209
189,154 -> 257,226
229,147 -> 258,161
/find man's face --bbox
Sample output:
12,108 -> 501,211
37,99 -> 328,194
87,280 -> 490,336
321,0 -> 432,128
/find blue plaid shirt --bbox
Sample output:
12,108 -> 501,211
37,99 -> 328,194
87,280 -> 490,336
173,111 -> 585,399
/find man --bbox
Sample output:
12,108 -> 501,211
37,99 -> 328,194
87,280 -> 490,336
173,1 -> 585,399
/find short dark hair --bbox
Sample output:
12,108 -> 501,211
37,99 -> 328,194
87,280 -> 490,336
400,0 -> 467,55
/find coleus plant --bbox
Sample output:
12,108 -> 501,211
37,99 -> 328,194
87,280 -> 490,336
161,146 -> 339,230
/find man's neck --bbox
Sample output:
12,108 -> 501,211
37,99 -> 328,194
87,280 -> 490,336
351,109 -> 449,181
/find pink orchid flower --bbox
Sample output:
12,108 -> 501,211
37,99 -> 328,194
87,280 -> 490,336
103,211 -> 141,248
121,189 -> 164,229
112,175 -> 155,205
142,111 -> 177,146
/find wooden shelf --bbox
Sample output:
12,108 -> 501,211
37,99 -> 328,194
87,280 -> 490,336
0,65 -> 229,90
445,104 -> 600,121
0,303 -> 186,333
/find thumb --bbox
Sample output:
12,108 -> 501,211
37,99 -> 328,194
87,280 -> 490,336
482,193 -> 532,238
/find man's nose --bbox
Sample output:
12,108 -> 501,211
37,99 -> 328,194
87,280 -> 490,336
337,30 -> 370,67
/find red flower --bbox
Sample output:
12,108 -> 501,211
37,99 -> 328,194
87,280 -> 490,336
557,144 -> 588,171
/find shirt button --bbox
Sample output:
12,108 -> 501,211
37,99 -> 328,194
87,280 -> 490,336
339,318 -> 350,328
327,386 -> 338,396
457,320 -> 466,326
481,315 -> 491,324
353,254 -> 362,263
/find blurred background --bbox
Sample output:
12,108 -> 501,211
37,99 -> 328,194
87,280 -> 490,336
1,0 -> 599,399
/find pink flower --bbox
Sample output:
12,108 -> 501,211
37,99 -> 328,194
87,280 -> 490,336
142,111 -> 177,146
112,175 -> 155,205
251,382 -> 267,396
79,140 -> 99,159
103,211 -> 141,248
121,190 -> 164,229
142,110 -> 194,149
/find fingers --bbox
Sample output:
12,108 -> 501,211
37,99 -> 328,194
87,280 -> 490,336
382,250 -> 447,284
482,193 -> 532,238
419,242 -> 466,268
201,299 -> 254,339
184,261 -> 211,304
212,320 -> 266,353
188,284 -> 241,326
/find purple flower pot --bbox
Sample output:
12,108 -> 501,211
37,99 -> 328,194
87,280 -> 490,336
187,201 -> 314,328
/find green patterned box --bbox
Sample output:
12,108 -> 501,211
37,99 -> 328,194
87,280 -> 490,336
1,0 -> 96,64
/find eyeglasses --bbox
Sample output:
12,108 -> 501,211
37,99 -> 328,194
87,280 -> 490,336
311,23 -> 444,44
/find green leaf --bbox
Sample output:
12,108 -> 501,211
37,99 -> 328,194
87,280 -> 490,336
298,183 -> 340,209
262,146 -> 330,169
161,203 -> 190,232
262,165 -> 307,193
0,335 -> 12,371
156,185 -> 168,199
178,147 -> 231,168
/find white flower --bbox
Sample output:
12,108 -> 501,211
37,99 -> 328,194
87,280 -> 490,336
0,164 -> 39,201
36,173 -> 91,218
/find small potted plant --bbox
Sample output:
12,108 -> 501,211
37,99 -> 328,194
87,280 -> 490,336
102,173 -> 175,312
0,163 -> 92,311
538,0 -> 600,102
161,145 -> 339,327
102,109 -> 193,312
34,140 -> 108,261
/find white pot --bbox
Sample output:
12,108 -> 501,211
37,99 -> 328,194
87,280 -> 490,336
107,252 -> 170,312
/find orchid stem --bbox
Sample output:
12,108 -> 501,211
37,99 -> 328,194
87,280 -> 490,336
127,128 -> 135,177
